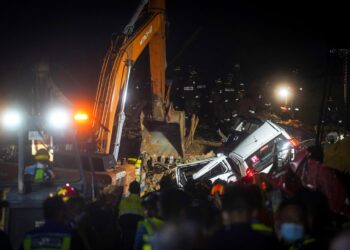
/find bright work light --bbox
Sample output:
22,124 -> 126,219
275,85 -> 292,105
2,109 -> 22,130
47,108 -> 71,130
278,87 -> 289,99
74,112 -> 89,122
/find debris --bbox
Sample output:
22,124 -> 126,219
324,136 -> 350,173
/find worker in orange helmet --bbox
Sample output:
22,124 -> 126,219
210,180 -> 226,209
57,183 -> 79,202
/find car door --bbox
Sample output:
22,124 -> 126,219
245,139 -> 276,173
194,161 -> 228,183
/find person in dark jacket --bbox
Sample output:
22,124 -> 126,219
209,184 -> 280,250
20,196 -> 84,250
275,198 -> 325,250
119,181 -> 144,250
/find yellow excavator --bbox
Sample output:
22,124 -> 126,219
92,0 -> 196,161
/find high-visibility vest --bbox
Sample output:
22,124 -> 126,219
119,194 -> 144,217
128,158 -> 142,181
34,167 -> 45,182
23,233 -> 72,250
251,223 -> 273,233
288,237 -> 316,250
139,217 -> 164,250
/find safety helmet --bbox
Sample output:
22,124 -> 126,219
210,182 -> 225,198
57,184 -> 78,202
35,148 -> 50,161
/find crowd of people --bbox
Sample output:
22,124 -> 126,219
2,172 -> 350,250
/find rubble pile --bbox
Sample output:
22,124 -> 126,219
141,139 -> 220,193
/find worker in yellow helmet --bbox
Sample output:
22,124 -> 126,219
24,149 -> 55,186
57,184 -> 79,202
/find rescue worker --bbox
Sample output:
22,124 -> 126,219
119,181 -> 144,250
275,198 -> 323,250
210,180 -> 226,210
128,158 -> 142,182
24,148 -> 54,185
246,184 -> 274,235
83,185 -> 121,250
57,184 -> 79,203
209,184 -> 280,250
21,196 -> 84,250
65,196 -> 93,250
134,192 -> 164,250
210,181 -> 225,197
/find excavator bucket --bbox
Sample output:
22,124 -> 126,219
93,0 -> 200,160
140,108 -> 186,158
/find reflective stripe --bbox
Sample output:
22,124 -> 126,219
140,218 -> 164,250
303,238 -> 316,245
143,244 -> 152,250
62,236 -> 71,250
251,223 -> 273,233
35,155 -> 49,161
128,158 -> 137,163
23,238 -> 31,250
135,159 -> 142,167
23,235 -> 71,250
34,168 -> 45,182
289,237 -> 316,250
143,219 -> 155,235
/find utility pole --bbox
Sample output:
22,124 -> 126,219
316,49 -> 331,145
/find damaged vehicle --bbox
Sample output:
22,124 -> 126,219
175,121 -> 299,187
229,120 -> 297,174
217,116 -> 264,154
175,154 -> 244,188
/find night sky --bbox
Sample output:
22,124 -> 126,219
1,0 -> 349,105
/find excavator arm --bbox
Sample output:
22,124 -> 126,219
93,0 -> 185,159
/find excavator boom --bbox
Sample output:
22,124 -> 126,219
93,0 -> 188,159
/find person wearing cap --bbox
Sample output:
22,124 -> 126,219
57,184 -> 79,203
119,181 -> 144,250
0,200 -> 12,250
24,148 -> 55,184
134,192 -> 164,250
20,196 -> 84,250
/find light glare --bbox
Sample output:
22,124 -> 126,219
47,108 -> 70,130
278,87 -> 289,98
74,113 -> 88,121
2,110 -> 22,129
